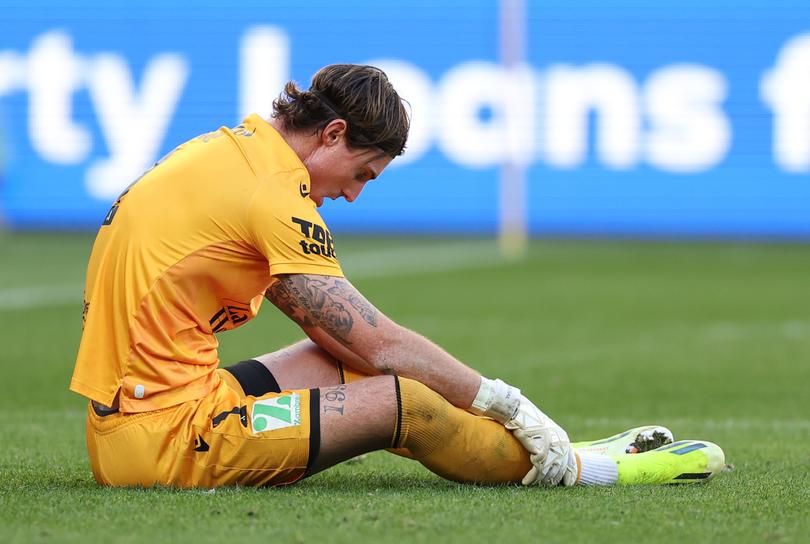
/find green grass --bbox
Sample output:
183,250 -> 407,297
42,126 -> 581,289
1,232 -> 808,543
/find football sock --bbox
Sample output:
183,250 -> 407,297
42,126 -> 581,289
392,376 -> 532,484
333,362 -> 417,458
575,451 -> 619,485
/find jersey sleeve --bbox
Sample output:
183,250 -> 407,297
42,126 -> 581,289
246,170 -> 344,278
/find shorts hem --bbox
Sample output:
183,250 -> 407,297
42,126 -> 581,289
305,388 -> 320,475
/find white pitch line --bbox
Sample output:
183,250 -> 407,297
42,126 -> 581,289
342,239 -> 503,279
0,284 -> 83,310
0,240 -> 505,311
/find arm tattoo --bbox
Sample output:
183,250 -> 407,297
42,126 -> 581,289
266,275 -> 380,343
266,275 -> 358,343
264,278 -> 316,329
327,280 -> 378,327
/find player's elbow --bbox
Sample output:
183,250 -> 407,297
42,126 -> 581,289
365,345 -> 396,375
375,362 -> 397,376
364,323 -> 409,376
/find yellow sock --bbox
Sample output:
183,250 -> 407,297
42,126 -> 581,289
337,362 -> 527,475
393,377 -> 532,484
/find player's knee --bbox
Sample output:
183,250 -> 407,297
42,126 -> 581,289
397,376 -> 442,409
394,377 -> 452,454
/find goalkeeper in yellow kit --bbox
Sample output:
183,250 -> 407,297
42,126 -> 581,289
70,64 -> 724,488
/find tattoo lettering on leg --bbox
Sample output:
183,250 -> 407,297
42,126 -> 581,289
322,384 -> 347,416
327,280 -> 379,327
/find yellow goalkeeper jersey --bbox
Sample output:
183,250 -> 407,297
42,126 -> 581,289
70,114 -> 343,413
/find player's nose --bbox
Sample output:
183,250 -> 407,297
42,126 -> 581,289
342,187 -> 361,202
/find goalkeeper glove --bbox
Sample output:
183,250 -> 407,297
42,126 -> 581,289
507,396 -> 577,486
469,377 -> 577,486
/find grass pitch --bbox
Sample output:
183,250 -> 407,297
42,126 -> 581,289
0,232 -> 808,543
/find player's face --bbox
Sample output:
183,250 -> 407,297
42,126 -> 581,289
304,121 -> 393,207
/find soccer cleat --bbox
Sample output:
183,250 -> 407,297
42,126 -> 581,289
573,425 -> 675,456
611,440 -> 726,485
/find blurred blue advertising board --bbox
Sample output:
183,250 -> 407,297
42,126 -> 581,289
0,0 -> 809,237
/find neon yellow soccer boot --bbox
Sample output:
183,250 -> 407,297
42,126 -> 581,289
573,425 -> 675,456
611,440 -> 726,484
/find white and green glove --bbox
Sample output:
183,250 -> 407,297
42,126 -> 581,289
470,377 -> 577,487
508,394 -> 577,486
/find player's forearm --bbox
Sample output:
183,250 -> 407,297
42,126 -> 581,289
266,274 -> 481,408
302,323 -> 381,377
304,314 -> 480,408
365,322 -> 481,408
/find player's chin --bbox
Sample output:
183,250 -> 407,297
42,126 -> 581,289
311,196 -> 325,207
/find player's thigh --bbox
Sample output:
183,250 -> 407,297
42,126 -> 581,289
254,339 -> 371,389
254,339 -> 344,389
309,375 -> 399,476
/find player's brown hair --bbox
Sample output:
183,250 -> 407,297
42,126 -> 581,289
272,64 -> 409,158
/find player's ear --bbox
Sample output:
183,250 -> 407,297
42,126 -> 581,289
321,119 -> 347,147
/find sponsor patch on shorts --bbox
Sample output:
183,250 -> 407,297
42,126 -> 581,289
251,393 -> 301,433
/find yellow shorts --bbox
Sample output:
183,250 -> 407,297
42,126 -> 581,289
85,370 -> 318,488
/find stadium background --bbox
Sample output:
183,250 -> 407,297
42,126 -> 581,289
1,0 -> 809,237
1,2 -> 809,543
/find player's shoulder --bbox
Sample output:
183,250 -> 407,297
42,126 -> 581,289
234,114 -> 309,180
248,172 -> 317,229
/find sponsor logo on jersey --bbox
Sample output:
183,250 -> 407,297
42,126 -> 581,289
251,393 -> 301,433
292,216 -> 336,259
209,299 -> 251,333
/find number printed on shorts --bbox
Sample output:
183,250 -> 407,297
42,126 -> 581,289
251,394 -> 301,433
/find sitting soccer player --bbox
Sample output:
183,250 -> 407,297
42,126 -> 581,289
71,64 -> 724,488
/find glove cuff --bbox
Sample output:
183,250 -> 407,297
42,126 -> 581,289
469,377 -> 521,423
